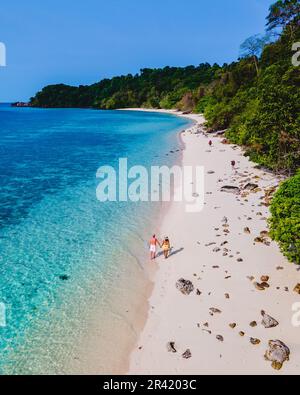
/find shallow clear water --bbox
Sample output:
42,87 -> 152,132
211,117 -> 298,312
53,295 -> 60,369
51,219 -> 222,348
0,105 -> 191,374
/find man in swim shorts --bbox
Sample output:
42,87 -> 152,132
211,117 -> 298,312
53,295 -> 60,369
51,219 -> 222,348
149,235 -> 160,260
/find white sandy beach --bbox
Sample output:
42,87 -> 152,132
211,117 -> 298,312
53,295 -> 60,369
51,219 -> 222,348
125,110 -> 300,375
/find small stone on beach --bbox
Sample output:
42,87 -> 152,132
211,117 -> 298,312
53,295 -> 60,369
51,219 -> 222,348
182,349 -> 192,359
167,342 -> 177,353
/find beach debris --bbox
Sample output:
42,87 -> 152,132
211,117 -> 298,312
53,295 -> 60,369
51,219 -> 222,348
254,282 -> 267,291
212,266 -> 220,269
229,323 -> 237,329
250,321 -> 257,328
250,338 -> 261,346
254,237 -> 264,243
213,247 -> 221,253
205,242 -> 216,247
261,276 -> 270,283
225,293 -> 230,299
209,308 -> 222,315
276,266 -> 284,271
176,279 -> 194,295
284,287 -> 289,292
239,332 -> 245,337
243,183 -> 259,191
260,231 -> 270,238
247,276 -> 255,282
264,340 -> 290,370
222,216 -> 228,224
167,342 -> 177,353
237,258 -> 244,263
202,329 -> 212,335
293,284 -> 300,295
207,171 -> 215,175
261,311 -> 279,329
196,289 -> 202,296
182,349 -> 192,359
244,227 -> 251,234
216,335 -> 224,342
225,276 -> 232,280
221,185 -> 240,194
221,241 -> 228,246
59,275 -> 70,281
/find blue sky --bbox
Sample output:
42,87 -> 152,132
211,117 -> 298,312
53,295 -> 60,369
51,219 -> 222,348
0,0 -> 274,101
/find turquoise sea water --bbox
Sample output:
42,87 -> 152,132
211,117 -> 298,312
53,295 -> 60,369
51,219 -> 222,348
0,105 -> 191,374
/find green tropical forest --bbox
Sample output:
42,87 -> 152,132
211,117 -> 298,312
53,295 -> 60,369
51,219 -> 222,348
30,0 -> 300,264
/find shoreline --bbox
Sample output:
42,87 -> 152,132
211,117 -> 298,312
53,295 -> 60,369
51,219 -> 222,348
123,108 -> 300,375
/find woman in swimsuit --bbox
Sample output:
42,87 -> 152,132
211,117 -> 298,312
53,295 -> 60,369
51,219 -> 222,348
161,237 -> 171,259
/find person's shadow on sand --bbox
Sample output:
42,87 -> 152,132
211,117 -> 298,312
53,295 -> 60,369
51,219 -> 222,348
156,247 -> 184,259
169,247 -> 184,257
156,247 -> 184,258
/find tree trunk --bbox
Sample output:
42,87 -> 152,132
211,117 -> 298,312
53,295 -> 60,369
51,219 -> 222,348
253,56 -> 259,76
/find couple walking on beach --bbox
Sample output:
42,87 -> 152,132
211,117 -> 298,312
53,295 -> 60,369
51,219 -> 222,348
149,235 -> 170,260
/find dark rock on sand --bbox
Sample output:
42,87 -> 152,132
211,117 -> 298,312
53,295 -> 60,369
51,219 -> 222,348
264,340 -> 290,370
250,338 -> 261,345
261,311 -> 279,329
229,323 -> 237,329
243,183 -> 259,191
250,321 -> 257,328
254,282 -> 267,291
210,308 -> 222,314
176,279 -> 194,295
182,349 -> 192,359
167,342 -> 177,353
261,276 -> 270,283
221,186 -> 240,194
205,242 -> 216,247
254,237 -> 265,243
216,335 -> 224,342
294,284 -> 300,294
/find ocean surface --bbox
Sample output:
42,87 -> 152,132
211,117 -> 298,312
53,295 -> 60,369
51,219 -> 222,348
0,105 -> 191,374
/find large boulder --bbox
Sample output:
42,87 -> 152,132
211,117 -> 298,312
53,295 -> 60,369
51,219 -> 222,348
221,186 -> 240,194
176,279 -> 194,295
264,340 -> 290,370
261,310 -> 279,329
